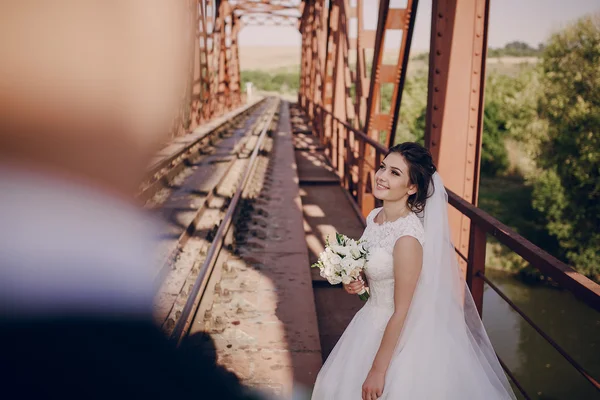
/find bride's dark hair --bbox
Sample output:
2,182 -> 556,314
387,142 -> 436,214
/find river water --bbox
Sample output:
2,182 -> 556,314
482,269 -> 600,399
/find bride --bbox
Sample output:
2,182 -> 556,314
311,142 -> 516,399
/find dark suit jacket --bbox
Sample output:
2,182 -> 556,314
0,316 -> 265,400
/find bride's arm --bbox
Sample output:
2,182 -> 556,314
362,236 -> 422,399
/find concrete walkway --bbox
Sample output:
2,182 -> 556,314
289,103 -> 366,360
188,100 -> 322,399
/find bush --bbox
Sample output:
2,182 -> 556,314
240,69 -> 299,94
532,14 -> 600,280
481,101 -> 510,176
488,41 -> 542,58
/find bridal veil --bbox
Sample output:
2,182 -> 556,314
383,172 -> 517,399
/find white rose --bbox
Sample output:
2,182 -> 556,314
341,246 -> 353,258
328,274 -> 342,285
352,258 -> 365,269
359,242 -> 368,254
329,253 -> 342,265
341,274 -> 352,285
323,262 -> 335,277
318,251 -> 328,264
341,257 -> 354,273
350,247 -> 361,259
330,244 -> 346,256
349,268 -> 361,278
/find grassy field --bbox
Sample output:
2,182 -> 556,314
239,46 -> 538,98
239,46 -> 538,72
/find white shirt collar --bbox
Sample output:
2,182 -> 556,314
0,166 -> 159,318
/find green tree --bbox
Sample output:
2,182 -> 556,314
532,14 -> 600,280
395,71 -> 428,144
481,100 -> 510,176
240,69 -> 299,94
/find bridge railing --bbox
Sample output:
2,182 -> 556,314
302,99 -> 600,396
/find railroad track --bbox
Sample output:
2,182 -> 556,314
149,97 -> 280,343
138,98 -> 267,205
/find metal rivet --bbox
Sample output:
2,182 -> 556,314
437,32 -> 442,37
435,68 -> 440,74
436,50 -> 441,56
433,105 -> 439,110
432,123 -> 437,128
434,87 -> 440,92
438,13 -> 443,18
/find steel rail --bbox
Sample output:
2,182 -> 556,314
151,101 -> 275,286
138,99 -> 267,203
169,99 -> 279,345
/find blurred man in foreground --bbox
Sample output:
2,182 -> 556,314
0,2 -> 264,398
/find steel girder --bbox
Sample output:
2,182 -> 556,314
425,0 -> 490,275
298,0 -> 419,214
173,0 -> 302,137
173,0 -> 244,136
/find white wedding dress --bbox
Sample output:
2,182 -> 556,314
311,173 -> 517,399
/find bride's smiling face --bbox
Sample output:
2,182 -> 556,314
373,152 -> 417,202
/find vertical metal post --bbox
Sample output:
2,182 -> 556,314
467,223 -> 487,316
425,0 -> 489,275
321,0 -> 339,152
354,0 -> 418,216
230,17 -> 242,108
363,0 -> 419,147
310,0 -> 327,120
299,1 -> 312,108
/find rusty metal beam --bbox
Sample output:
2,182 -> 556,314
298,0 -> 312,108
358,0 -> 419,216
240,14 -> 298,26
310,0 -> 327,121
364,0 -> 418,148
425,0 -> 490,275
354,0 -> 370,130
172,0 -> 303,140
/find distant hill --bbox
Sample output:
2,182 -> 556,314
239,46 -> 538,73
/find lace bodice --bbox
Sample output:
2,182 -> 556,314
359,207 -> 425,311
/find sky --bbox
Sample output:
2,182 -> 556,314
238,0 -> 600,51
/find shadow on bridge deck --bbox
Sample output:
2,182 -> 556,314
289,103 -> 366,360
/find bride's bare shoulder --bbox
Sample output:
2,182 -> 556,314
365,207 -> 382,224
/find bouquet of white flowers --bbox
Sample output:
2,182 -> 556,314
311,232 -> 370,301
